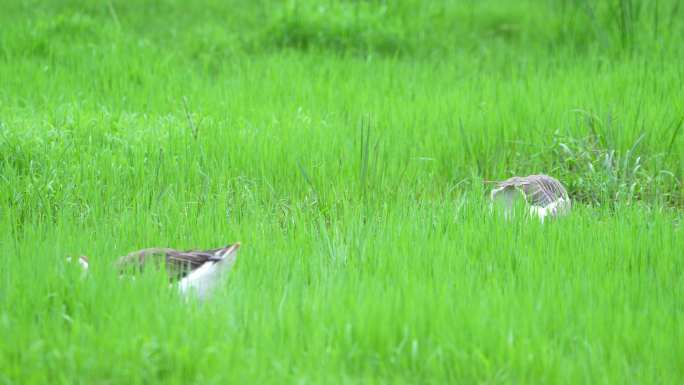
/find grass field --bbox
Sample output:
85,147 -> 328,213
1,1 -> 683,384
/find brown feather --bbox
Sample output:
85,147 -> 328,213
491,174 -> 569,207
115,245 -> 238,281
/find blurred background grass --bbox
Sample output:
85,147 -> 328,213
1,1 -> 683,384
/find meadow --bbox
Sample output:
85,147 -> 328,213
1,1 -> 683,384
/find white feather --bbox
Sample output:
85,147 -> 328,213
178,247 -> 238,300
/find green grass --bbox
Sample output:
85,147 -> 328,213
1,1 -> 683,384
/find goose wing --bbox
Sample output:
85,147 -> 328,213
178,243 -> 241,299
492,175 -> 568,208
115,245 -> 237,281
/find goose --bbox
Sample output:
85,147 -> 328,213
487,174 -> 570,222
68,243 -> 241,300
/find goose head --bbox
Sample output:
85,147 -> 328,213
66,255 -> 90,271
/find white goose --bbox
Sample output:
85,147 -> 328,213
488,174 -> 571,222
68,243 -> 241,300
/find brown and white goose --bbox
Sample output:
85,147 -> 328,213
69,243 -> 241,300
488,174 -> 571,222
